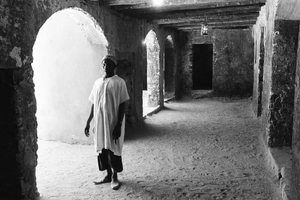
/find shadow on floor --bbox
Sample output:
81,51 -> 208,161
125,119 -> 164,142
126,104 -> 178,142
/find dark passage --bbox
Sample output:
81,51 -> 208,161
165,46 -> 175,94
192,44 -> 213,90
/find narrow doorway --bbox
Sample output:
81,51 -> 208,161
192,44 -> 213,90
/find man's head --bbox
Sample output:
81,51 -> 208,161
102,55 -> 117,78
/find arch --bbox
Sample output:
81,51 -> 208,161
143,30 -> 161,111
32,7 -> 108,144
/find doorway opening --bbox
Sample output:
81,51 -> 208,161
32,7 -> 108,196
164,35 -> 175,100
143,30 -> 160,116
192,44 -> 213,90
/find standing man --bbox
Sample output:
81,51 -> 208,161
84,55 -> 130,190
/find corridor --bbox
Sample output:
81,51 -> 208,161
36,98 -> 280,200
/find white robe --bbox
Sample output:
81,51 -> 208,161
88,75 -> 130,156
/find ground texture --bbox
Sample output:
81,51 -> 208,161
37,98 -> 281,200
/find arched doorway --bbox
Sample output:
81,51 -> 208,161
143,30 -> 160,116
32,7 -> 108,195
33,8 -> 108,143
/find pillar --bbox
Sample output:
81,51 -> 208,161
0,1 -> 38,199
267,20 -> 299,147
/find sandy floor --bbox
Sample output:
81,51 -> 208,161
36,97 -> 281,200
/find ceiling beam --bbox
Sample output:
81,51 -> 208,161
111,0 -> 266,11
153,8 -> 260,24
175,20 -> 256,30
123,6 -> 261,21
157,13 -> 258,26
150,5 -> 261,19
97,0 -> 265,32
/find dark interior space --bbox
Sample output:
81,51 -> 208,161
258,28 -> 265,117
192,44 -> 213,90
143,71 -> 147,90
164,43 -> 175,95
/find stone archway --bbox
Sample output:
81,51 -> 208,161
143,30 -> 160,111
32,7 -> 108,196
33,8 -> 108,144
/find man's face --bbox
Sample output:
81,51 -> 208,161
103,59 -> 116,77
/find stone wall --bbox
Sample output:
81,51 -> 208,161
174,31 -> 190,98
1,0 -> 41,198
172,31 -> 182,100
253,1 -> 298,147
292,27 -> 300,200
115,51 -> 136,125
268,20 -> 299,147
255,0 -> 300,197
165,37 -> 175,95
177,29 -> 254,98
259,18 -> 298,148
213,29 -> 254,97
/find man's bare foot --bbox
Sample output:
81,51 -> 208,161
111,179 -> 121,190
93,176 -> 111,185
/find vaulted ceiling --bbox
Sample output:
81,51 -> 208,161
94,0 -> 266,32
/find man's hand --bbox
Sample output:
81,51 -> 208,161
84,124 -> 90,137
112,123 -> 121,140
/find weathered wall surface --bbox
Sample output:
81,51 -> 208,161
259,7 -> 298,148
165,38 -> 175,94
292,27 -> 300,200
146,31 -> 161,107
178,31 -> 213,96
175,31 -> 190,97
0,0 -> 164,199
1,1 -> 43,198
171,31 -> 182,100
268,20 -> 299,147
256,0 -> 300,198
213,29 -> 254,97
116,51 -> 137,125
260,0 -> 276,133
177,29 -> 253,98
